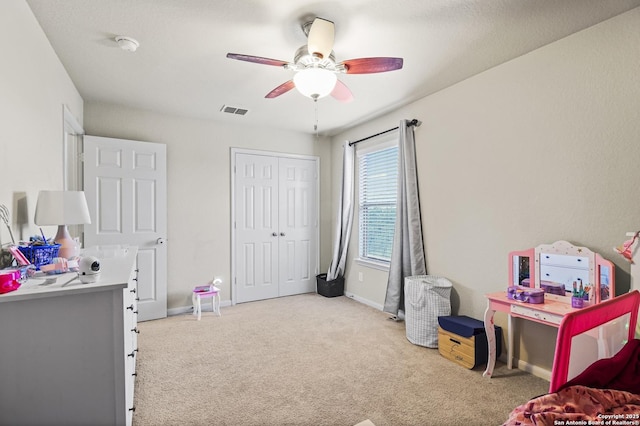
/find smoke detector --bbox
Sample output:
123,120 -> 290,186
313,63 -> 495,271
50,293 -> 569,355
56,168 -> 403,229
115,36 -> 139,52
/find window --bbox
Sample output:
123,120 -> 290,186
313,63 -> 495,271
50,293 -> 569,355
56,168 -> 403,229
358,143 -> 398,266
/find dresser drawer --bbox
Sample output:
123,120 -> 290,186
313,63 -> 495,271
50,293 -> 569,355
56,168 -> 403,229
539,253 -> 589,269
539,265 -> 589,290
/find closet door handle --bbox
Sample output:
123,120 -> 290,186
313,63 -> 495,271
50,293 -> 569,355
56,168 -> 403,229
280,232 -> 285,237
272,232 -> 278,237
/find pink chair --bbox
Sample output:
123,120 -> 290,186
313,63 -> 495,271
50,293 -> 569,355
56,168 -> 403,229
192,278 -> 222,320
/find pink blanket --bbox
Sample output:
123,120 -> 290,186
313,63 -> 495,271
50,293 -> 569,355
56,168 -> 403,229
504,340 -> 640,425
503,385 -> 640,425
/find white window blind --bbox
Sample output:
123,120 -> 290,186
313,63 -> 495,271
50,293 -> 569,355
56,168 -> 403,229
359,145 -> 398,263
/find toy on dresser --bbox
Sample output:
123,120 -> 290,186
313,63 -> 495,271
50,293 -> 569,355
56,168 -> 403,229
541,281 -> 566,296
520,278 -> 565,296
507,285 -> 545,304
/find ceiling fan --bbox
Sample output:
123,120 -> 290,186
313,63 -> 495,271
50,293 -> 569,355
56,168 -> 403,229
226,17 -> 403,102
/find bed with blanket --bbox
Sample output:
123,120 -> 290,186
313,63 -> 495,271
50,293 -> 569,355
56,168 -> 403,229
503,290 -> 640,425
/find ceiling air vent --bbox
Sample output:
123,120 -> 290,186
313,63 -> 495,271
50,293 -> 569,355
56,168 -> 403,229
220,105 -> 249,116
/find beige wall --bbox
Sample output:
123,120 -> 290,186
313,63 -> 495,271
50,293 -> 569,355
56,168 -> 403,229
83,102 -> 333,311
0,1 -> 83,246
331,7 -> 640,373
6,0 -> 639,377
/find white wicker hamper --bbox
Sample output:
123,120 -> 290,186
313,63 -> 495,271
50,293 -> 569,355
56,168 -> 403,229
404,275 -> 453,348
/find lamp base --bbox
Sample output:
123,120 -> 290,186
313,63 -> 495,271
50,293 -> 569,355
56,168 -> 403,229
54,225 -> 80,259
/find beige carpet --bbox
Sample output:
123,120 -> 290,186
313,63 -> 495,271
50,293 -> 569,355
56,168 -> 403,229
133,294 -> 549,426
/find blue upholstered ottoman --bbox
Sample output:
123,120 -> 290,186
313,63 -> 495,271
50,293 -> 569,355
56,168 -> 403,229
437,315 -> 502,369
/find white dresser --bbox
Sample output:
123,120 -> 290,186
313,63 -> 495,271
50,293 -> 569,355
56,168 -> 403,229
0,248 -> 139,426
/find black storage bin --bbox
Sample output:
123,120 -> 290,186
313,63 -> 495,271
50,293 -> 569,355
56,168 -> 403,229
316,274 -> 344,297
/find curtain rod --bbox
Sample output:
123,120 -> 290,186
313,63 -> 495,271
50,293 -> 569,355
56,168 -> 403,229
348,119 -> 421,146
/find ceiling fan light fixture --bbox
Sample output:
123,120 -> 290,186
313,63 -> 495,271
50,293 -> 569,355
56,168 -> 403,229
293,68 -> 337,100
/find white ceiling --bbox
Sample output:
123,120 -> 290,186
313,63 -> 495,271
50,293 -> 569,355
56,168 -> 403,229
26,0 -> 640,136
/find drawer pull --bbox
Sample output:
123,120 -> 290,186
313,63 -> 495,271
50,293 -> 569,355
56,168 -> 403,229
449,338 -> 461,345
126,304 -> 134,310
131,327 -> 140,334
129,406 -> 136,412
132,372 -> 137,377
130,288 -> 136,293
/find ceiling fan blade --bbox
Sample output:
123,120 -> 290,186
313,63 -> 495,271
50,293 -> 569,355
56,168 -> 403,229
307,18 -> 334,59
341,57 -> 404,74
226,53 -> 289,67
265,80 -> 296,98
330,80 -> 354,103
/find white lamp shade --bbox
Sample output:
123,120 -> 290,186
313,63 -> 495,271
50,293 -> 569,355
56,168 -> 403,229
293,68 -> 337,99
34,190 -> 92,226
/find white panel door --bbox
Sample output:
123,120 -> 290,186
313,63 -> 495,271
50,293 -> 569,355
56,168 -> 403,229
278,157 -> 318,297
233,151 -> 318,303
84,136 -> 167,321
234,153 -> 280,303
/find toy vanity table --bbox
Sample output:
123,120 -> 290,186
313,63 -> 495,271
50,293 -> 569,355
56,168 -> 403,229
482,240 -> 615,378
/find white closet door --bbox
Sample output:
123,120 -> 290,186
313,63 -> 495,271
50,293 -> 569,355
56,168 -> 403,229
234,153 -> 280,303
233,150 -> 318,303
278,157 -> 318,297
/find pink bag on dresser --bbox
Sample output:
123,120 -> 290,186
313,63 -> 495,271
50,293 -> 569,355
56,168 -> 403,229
507,285 -> 544,304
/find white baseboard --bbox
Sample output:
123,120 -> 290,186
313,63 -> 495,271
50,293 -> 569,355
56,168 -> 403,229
167,300 -> 232,317
515,359 -> 551,381
344,291 -> 384,311
489,350 -> 551,382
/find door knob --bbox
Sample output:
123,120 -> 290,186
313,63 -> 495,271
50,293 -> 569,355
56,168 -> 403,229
156,237 -> 166,245
280,232 -> 285,237
272,232 -> 278,237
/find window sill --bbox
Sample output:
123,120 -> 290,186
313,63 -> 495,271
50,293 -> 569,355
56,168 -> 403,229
355,258 -> 390,271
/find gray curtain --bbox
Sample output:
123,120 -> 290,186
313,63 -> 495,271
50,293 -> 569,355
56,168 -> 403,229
327,141 -> 355,281
383,120 -> 426,317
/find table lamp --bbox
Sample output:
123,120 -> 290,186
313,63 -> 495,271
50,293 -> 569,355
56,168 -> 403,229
34,190 -> 92,259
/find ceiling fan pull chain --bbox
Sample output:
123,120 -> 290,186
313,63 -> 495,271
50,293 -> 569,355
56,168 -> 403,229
314,99 -> 319,135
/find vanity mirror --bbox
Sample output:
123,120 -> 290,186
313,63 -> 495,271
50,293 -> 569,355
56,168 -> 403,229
508,240 -> 614,305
